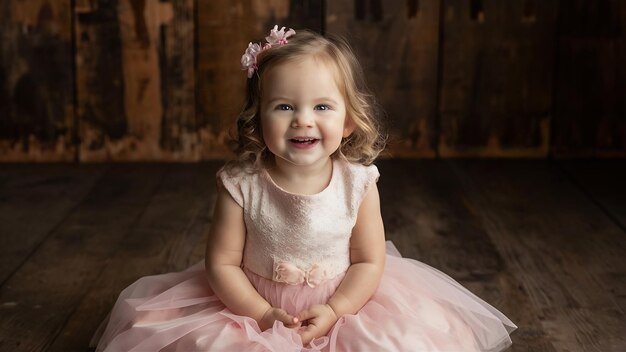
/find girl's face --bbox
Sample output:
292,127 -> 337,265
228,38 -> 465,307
260,57 -> 353,170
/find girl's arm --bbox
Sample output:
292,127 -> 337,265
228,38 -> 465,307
205,189 -> 299,330
297,183 -> 386,342
328,183 -> 386,315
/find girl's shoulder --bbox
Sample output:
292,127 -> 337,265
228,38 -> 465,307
217,161 -> 265,181
337,158 -> 380,182
216,164 -> 263,207
335,159 -> 380,201
329,159 -> 380,212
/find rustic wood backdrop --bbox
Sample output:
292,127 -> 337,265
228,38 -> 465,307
0,0 -> 624,162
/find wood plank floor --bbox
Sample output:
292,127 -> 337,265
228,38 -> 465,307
0,160 -> 624,351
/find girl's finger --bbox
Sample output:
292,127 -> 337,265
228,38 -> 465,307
277,310 -> 299,325
284,321 -> 302,329
296,309 -> 315,322
297,324 -> 319,344
279,311 -> 301,328
276,309 -> 295,324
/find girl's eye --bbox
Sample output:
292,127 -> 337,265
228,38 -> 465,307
315,104 -> 331,111
276,104 -> 293,111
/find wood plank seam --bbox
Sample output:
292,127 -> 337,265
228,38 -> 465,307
554,160 -> 626,234
45,166 -> 170,351
0,166 -> 110,288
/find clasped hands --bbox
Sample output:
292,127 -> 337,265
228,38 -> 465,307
259,304 -> 338,345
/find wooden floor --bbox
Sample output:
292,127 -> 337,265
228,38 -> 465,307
0,159 -> 625,352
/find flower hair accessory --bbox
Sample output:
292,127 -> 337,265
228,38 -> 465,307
241,25 -> 296,78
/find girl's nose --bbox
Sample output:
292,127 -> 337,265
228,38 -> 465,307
291,111 -> 313,128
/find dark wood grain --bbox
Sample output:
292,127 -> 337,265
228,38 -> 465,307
558,159 -> 626,230
380,160 -> 503,276
0,165 -> 165,351
552,1 -> 626,157
0,164 -> 105,284
158,0 -> 197,160
0,0 -> 75,161
74,0 -> 126,158
48,162 -> 220,351
448,160 -> 626,350
439,0 -> 557,157
1,0 -> 624,162
326,0 -> 440,157
379,159 -> 554,351
76,0 -> 197,161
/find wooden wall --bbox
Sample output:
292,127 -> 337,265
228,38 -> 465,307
0,0 -> 75,161
0,0 -> 624,162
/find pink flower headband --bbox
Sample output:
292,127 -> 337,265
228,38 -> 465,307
240,25 -> 296,78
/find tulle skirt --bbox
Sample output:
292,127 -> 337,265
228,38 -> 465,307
93,243 -> 516,351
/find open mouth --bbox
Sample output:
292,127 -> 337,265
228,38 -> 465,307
289,138 -> 319,144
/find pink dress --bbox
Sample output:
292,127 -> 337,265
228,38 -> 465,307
93,159 -> 516,351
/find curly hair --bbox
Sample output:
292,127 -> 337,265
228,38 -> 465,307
228,30 -> 386,173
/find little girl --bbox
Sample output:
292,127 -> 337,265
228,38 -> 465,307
94,26 -> 516,351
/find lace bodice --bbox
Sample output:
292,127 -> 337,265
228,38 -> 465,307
217,159 -> 379,286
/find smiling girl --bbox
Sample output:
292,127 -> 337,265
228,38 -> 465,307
93,26 -> 516,351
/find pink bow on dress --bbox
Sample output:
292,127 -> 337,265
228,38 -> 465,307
274,262 -> 327,288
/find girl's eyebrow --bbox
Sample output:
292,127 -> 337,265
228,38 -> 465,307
265,97 -> 340,105
314,98 -> 340,105
265,97 -> 291,105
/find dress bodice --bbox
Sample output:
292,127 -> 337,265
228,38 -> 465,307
217,159 -> 379,286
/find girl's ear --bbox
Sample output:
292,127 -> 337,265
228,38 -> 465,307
343,117 -> 356,138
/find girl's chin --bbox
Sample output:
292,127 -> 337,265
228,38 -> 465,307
274,155 -> 332,168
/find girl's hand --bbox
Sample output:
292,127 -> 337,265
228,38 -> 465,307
296,304 -> 339,345
258,307 -> 300,331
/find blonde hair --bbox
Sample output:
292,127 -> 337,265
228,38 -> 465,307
228,30 -> 385,172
